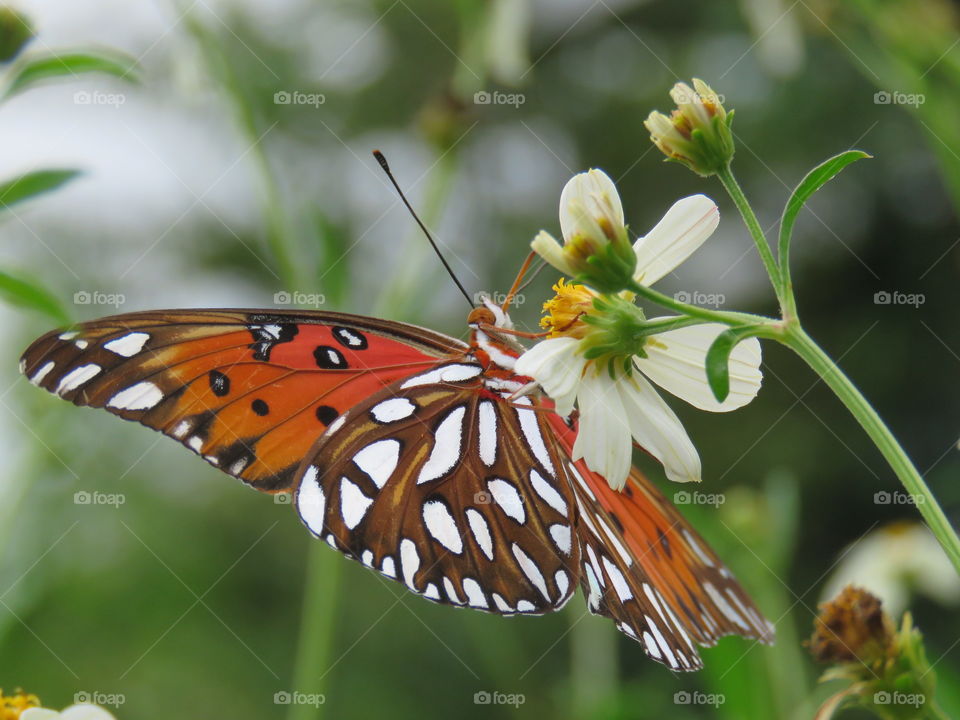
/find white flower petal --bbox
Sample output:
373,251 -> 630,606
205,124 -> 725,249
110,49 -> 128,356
60,707 -> 117,720
515,337 -> 585,416
632,194 -> 718,286
21,711 -> 62,720
636,320 -> 762,412
559,169 -> 623,242
531,230 -> 576,275
619,373 -> 702,484
572,371 -> 633,489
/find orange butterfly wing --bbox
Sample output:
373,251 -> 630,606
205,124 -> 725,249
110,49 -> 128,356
547,414 -> 775,670
20,309 -> 464,491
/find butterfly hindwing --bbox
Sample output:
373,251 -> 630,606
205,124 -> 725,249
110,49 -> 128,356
294,363 -> 582,615
547,414 -> 775,671
20,309 -> 464,492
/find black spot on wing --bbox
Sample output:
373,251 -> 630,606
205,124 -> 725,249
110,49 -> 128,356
313,345 -> 347,369
209,370 -> 230,397
316,405 -> 338,425
247,314 -> 299,362
332,326 -> 368,350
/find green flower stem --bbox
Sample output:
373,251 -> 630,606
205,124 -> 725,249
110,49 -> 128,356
288,544 -> 342,720
626,278 -> 774,327
781,324 -> 960,574
716,164 -> 784,311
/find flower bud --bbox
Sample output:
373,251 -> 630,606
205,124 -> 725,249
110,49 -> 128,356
644,79 -> 734,177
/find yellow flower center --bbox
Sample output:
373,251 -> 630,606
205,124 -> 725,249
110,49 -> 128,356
1,690 -> 41,720
540,279 -> 597,339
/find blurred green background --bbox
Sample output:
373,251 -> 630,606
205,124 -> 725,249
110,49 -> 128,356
1,0 -> 959,718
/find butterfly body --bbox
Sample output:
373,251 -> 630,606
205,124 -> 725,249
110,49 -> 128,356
20,299 -> 774,671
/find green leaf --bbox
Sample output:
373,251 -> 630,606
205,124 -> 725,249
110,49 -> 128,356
0,269 -> 69,323
779,151 -> 871,265
4,50 -> 138,97
706,325 -> 766,402
0,169 -> 82,211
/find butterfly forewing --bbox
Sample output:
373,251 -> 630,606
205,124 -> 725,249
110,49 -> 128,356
294,364 -> 581,615
20,309 -> 463,491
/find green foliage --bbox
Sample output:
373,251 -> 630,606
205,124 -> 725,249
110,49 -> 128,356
0,269 -> 69,323
4,49 -> 138,97
0,169 -> 81,211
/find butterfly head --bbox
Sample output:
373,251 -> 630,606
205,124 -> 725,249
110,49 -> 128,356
468,294 -> 524,372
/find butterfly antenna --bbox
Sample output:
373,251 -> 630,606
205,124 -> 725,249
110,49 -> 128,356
373,150 -> 474,309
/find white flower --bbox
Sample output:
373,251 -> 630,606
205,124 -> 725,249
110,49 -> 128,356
516,187 -> 762,489
821,522 -> 960,617
530,169 -> 635,287
22,706 -> 117,720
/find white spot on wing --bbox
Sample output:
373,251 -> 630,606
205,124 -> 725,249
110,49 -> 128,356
370,397 -> 416,423
443,577 -> 463,604
597,516 -> 633,567
400,538 -> 420,591
477,400 -> 497,466
400,363 -> 482,389
172,420 -> 191,438
487,478 -> 525,524
643,631 -> 662,659
56,363 -> 101,394
424,583 -> 440,600
555,569 -> 570,598
381,556 -> 396,578
416,406 -> 466,484
103,332 -> 150,357
107,381 -> 164,410
297,466 -> 326,536
465,508 -> 494,560
511,543 -> 550,601
422,500 -> 463,554
601,555 -> 633,602
530,469 -> 567,515
339,477 -> 373,530
549,524 -> 571,555
29,361 -> 55,385
353,439 -> 400,489
705,582 -> 749,630
516,600 -> 536,612
462,578 -> 488,608
514,397 -> 554,475
492,593 -> 513,613
683,529 -> 715,567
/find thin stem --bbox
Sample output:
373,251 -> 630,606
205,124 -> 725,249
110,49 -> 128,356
626,278 -> 775,327
287,544 -> 342,720
783,324 -> 960,574
716,164 -> 784,312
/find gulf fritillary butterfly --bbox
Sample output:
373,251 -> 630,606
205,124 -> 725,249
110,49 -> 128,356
19,292 -> 774,672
